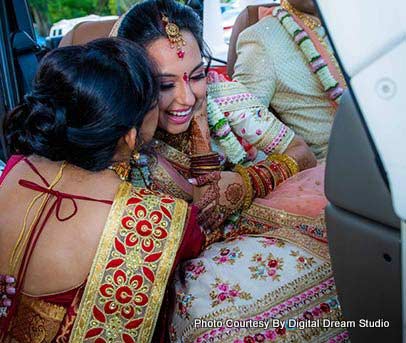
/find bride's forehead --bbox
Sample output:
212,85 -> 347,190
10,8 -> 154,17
147,32 -> 202,71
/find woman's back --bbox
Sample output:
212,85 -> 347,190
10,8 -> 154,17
0,155 -> 119,296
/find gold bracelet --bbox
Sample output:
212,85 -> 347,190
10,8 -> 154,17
267,153 -> 300,176
234,164 -> 253,210
191,165 -> 222,169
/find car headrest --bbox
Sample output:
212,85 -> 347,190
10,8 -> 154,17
227,4 -> 274,78
58,19 -> 117,47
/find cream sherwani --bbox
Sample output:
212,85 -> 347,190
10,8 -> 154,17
233,15 -> 338,159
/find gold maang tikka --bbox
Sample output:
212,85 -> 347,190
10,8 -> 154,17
162,15 -> 186,59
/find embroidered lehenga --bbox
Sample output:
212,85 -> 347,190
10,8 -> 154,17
134,76 -> 349,342
0,155 -> 203,343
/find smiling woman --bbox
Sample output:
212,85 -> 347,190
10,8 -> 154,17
149,31 -> 207,134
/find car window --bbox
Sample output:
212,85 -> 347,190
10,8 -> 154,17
204,0 -> 280,61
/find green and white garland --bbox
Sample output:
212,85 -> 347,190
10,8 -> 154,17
207,95 -> 247,164
273,6 -> 344,104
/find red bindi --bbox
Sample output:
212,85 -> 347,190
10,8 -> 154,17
183,72 -> 189,83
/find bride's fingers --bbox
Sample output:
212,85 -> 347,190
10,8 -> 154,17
197,204 -> 216,222
206,70 -> 220,84
188,171 -> 221,187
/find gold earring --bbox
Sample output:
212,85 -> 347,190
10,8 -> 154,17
109,161 -> 130,181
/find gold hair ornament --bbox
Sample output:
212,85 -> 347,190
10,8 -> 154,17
162,15 -> 186,59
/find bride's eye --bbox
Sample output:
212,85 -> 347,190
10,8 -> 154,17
160,83 -> 175,91
190,72 -> 206,81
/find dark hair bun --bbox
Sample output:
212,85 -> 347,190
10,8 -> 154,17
5,38 -> 159,171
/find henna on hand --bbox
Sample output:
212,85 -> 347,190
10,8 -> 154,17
225,183 -> 244,206
191,119 -> 211,154
191,99 -> 211,154
193,172 -> 245,233
192,171 -> 221,187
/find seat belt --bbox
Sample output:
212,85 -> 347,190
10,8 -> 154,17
11,0 -> 40,94
12,31 -> 39,94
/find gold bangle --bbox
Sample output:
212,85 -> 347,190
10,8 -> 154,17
191,165 -> 222,170
234,164 -> 253,210
268,153 -> 300,176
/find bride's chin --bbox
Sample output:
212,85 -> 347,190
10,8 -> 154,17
164,121 -> 193,135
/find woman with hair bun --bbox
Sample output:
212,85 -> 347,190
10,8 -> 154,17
112,1 -> 349,342
0,38 -> 204,342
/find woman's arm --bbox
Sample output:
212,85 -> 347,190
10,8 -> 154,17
208,81 -> 316,171
284,135 -> 317,171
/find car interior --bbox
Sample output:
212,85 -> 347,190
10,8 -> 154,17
0,0 -> 402,341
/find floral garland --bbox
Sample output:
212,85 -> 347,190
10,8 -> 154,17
273,6 -> 344,104
207,94 -> 247,164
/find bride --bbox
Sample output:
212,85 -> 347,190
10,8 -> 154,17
111,1 -> 349,342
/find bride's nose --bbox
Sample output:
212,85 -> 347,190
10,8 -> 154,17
175,81 -> 196,107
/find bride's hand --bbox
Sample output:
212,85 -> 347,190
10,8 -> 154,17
207,70 -> 228,84
189,171 -> 245,231
190,98 -> 211,154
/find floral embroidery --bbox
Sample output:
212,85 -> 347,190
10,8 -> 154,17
212,247 -> 243,265
99,270 -> 148,321
301,297 -> 338,321
184,260 -> 206,280
210,278 -> 252,307
258,237 -> 286,248
249,253 -> 284,281
176,291 -> 195,320
120,192 -> 172,257
69,185 -> 188,343
207,94 -> 247,164
290,250 -> 316,271
295,223 -> 327,242
237,328 -> 286,343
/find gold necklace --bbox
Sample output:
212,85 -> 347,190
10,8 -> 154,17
281,0 -> 321,31
154,128 -> 191,154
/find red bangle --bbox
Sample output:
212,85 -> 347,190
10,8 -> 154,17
253,165 -> 273,193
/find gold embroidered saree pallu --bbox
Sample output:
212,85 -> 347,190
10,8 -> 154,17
69,183 -> 189,343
